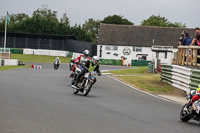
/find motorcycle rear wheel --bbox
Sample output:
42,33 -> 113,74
180,104 -> 191,122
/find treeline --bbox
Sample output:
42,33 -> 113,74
0,6 -> 186,44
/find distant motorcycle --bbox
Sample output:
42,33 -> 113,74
54,60 -> 59,70
180,90 -> 200,125
71,65 -> 99,96
69,62 -> 74,71
69,58 -> 75,71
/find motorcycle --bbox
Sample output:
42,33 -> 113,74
69,62 -> 74,71
180,90 -> 200,125
54,60 -> 59,70
71,65 -> 99,96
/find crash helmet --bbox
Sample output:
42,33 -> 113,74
92,56 -> 99,65
71,58 -> 74,61
57,57 -> 59,60
83,50 -> 89,57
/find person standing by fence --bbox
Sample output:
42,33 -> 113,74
189,27 -> 200,63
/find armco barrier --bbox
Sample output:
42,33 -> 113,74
161,64 -> 173,85
161,64 -> 200,92
148,63 -> 153,73
190,70 -> 200,90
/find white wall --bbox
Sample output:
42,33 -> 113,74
0,59 -> 19,66
23,49 -> 69,57
97,45 -> 178,65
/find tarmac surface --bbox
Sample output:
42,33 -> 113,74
0,63 -> 198,133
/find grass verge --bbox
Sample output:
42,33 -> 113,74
107,66 -> 185,95
11,54 -> 71,63
0,54 -> 71,71
0,65 -> 30,71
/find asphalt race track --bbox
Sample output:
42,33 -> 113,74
0,63 -> 199,133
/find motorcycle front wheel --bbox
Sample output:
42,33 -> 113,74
73,88 -> 79,94
83,82 -> 92,96
180,104 -> 191,122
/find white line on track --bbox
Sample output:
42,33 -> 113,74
108,75 -> 183,105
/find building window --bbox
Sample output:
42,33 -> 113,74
105,46 -> 118,50
133,46 -> 142,52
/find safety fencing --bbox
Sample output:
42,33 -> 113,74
161,64 -> 200,92
0,59 -> 18,66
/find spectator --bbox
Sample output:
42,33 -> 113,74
179,33 -> 184,46
182,32 -> 193,46
182,32 -> 193,63
189,27 -> 200,47
189,27 -> 200,63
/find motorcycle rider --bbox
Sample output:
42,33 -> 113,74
186,84 -> 200,108
54,57 -> 60,69
69,58 -> 75,71
69,50 -> 91,77
72,56 -> 101,88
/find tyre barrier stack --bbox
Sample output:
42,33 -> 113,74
161,64 -> 200,92
32,65 -> 42,69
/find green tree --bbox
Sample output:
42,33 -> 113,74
82,18 -> 100,44
168,22 -> 186,28
101,15 -> 133,25
0,13 -> 30,32
141,15 -> 169,27
57,12 -> 71,35
29,5 -> 59,34
70,24 -> 92,42
141,15 -> 186,28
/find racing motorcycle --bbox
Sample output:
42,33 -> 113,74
54,60 -> 59,70
71,65 -> 99,96
180,90 -> 200,125
69,62 -> 74,71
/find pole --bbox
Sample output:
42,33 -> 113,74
4,12 -> 7,52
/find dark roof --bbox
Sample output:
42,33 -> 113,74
98,23 -> 194,48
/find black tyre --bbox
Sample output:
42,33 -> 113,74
83,82 -> 92,96
73,88 -> 79,94
180,104 -> 191,122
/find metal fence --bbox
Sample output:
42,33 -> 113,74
0,32 -> 97,57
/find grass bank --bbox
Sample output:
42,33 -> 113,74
11,54 -> 71,63
0,65 -> 30,71
108,67 -> 181,95
0,54 -> 71,71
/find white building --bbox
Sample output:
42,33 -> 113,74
97,23 -> 194,65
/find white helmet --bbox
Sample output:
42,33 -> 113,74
57,57 -> 59,60
92,56 -> 99,64
83,50 -> 90,57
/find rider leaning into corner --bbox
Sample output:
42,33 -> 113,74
186,84 -> 200,108
69,50 -> 91,77
71,56 -> 101,88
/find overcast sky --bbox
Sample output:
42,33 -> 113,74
0,0 -> 199,28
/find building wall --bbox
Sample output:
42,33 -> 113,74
97,44 -> 177,65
